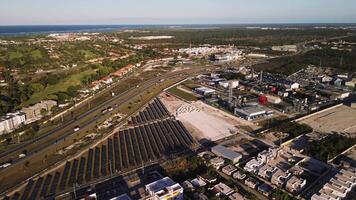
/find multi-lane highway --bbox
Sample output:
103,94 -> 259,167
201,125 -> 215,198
0,66 -> 210,194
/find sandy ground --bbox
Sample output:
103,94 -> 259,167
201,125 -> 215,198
159,93 -> 259,142
300,105 -> 356,134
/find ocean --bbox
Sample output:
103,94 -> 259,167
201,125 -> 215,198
0,24 -> 355,36
0,25 -> 152,36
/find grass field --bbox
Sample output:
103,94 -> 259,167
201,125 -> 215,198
24,69 -> 96,106
168,86 -> 198,101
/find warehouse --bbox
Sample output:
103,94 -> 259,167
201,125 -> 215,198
234,105 -> 267,121
195,87 -> 216,96
211,145 -> 242,163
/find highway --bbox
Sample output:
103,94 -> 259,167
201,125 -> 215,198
0,66 -> 210,194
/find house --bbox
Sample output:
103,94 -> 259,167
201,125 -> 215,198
210,157 -> 225,169
198,174 -> 217,184
258,164 -> 278,180
258,147 -> 280,164
245,177 -> 260,189
257,183 -> 273,196
212,145 -> 242,163
233,171 -> 247,180
181,180 -> 194,191
213,183 -> 234,196
145,177 -> 183,200
244,158 -> 264,173
285,176 -> 306,194
100,76 -> 113,85
271,169 -> 291,187
222,164 -> 238,176
191,178 -> 207,188
111,64 -> 135,78
229,193 -> 245,200
90,80 -> 102,91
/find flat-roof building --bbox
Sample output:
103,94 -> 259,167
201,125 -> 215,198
234,106 -> 266,121
212,145 -> 242,163
145,177 -> 183,200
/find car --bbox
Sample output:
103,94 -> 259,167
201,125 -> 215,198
74,126 -> 80,132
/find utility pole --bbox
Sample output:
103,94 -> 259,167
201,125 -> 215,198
73,183 -> 77,199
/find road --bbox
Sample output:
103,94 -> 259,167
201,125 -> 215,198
0,66 -> 211,194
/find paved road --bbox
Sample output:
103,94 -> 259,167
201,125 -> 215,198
0,67 -> 210,195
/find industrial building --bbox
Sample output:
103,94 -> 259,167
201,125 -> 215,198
195,87 -> 216,96
211,145 -> 242,163
234,105 -> 267,121
145,177 -> 184,200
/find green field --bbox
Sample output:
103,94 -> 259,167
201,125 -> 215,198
24,69 -> 96,106
168,86 -> 198,101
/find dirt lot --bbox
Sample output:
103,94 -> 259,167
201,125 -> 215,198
299,105 -> 356,135
159,93 -> 259,142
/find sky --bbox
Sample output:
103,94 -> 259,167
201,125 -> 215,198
1,0 -> 356,25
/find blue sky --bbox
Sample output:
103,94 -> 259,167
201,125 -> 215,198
1,0 -> 356,25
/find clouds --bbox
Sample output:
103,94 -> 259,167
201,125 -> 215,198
0,0 -> 355,25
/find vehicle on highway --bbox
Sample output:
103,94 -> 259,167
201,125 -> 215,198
74,126 -> 80,132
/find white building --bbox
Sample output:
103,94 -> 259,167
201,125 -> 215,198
312,167 -> 356,200
0,112 -> 26,135
213,182 -> 234,196
219,80 -> 239,89
272,45 -> 298,53
285,176 -> 306,194
234,106 -> 267,121
145,177 -> 183,200
195,87 -> 216,96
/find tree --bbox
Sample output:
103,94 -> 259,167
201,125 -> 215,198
29,83 -> 45,93
67,85 -> 80,97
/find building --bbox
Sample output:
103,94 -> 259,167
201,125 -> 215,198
191,178 -> 207,188
145,177 -> 183,200
312,167 -> 356,200
244,158 -> 264,173
222,164 -> 238,176
258,147 -> 280,164
219,80 -> 239,89
233,171 -> 247,180
195,87 -> 216,96
211,145 -> 242,163
285,176 -> 306,194
271,169 -> 291,187
198,174 -> 217,184
111,64 -> 135,78
245,177 -> 260,189
110,194 -> 132,200
210,157 -> 225,169
229,193 -> 244,200
100,76 -> 113,85
257,183 -> 273,196
213,182 -> 234,196
234,105 -> 266,121
272,45 -> 298,52
266,95 -> 282,104
345,78 -> 356,88
181,181 -> 195,191
258,164 -> 278,180
21,100 -> 57,122
0,112 -> 26,135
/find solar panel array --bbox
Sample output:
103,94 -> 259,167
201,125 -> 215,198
8,98 -> 194,199
129,98 -> 170,125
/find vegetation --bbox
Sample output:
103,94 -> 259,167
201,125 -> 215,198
305,134 -> 356,162
273,122 -> 313,138
167,86 -> 198,101
253,48 -> 356,75
271,189 -> 298,200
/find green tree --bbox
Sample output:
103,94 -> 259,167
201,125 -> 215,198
29,83 -> 45,93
